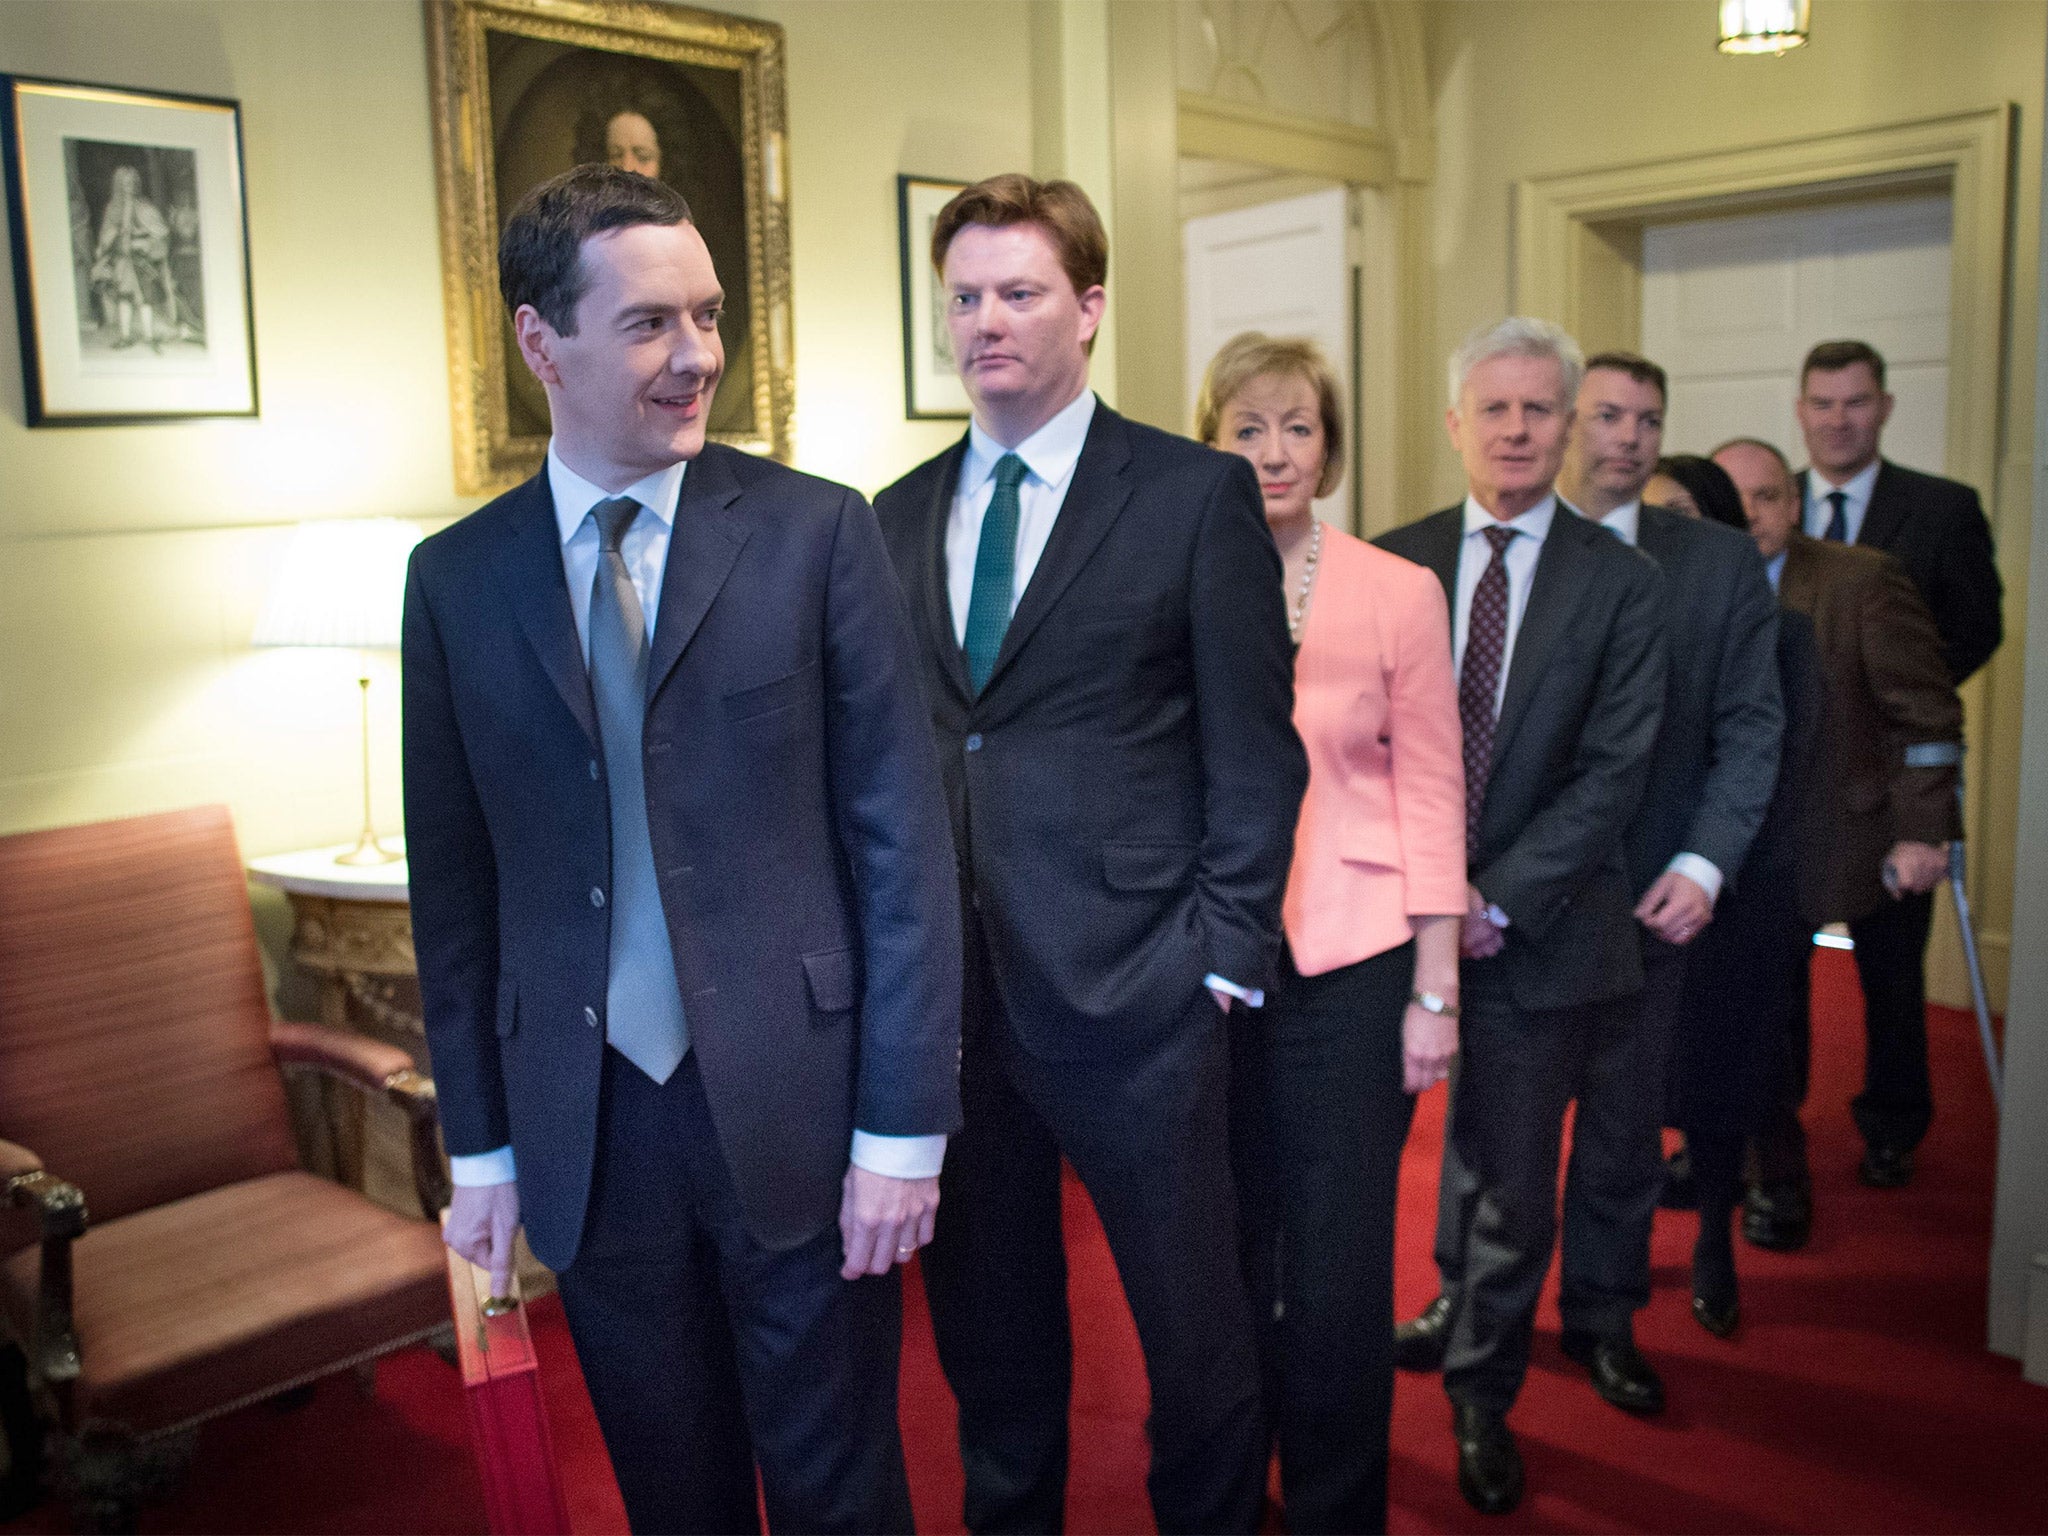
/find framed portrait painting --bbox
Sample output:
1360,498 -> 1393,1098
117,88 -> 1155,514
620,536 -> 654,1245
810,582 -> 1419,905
0,76 -> 258,425
426,0 -> 793,493
897,175 -> 969,420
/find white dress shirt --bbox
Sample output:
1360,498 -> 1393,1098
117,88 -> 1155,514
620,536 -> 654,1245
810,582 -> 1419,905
1453,494 -> 1555,716
945,387 -> 1097,643
1591,498 -> 1725,905
449,445 -> 946,1187
1802,457 -> 1880,543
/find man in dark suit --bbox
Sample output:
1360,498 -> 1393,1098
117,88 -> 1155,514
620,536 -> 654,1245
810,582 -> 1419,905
404,167 -> 962,1534
873,175 -> 1305,1535
1379,320 -> 1666,1514
1555,352 -> 1783,1362
1716,438 -> 1962,1199
1794,339 -> 2002,684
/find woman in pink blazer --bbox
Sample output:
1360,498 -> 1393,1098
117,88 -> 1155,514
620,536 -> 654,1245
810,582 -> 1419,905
1198,333 -> 1467,1534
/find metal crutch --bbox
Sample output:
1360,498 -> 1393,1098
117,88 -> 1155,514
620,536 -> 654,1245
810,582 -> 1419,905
1904,741 -> 2002,1109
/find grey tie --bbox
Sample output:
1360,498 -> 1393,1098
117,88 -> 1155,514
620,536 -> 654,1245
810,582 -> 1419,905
589,496 -> 688,1083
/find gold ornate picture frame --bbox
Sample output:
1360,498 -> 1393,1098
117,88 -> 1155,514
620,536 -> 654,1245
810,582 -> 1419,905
425,0 -> 792,494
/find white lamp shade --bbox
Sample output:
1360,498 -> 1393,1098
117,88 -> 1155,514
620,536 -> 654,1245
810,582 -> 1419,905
252,518 -> 424,650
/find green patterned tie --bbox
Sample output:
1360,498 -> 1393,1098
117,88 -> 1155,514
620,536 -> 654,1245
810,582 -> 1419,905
964,453 -> 1029,694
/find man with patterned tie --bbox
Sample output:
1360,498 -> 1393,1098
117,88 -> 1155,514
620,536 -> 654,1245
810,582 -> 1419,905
1376,319 -> 1666,1515
873,175 -> 1305,1535
404,166 -> 961,1533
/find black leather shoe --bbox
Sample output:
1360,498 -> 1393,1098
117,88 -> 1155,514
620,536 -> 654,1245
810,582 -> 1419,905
1742,1182 -> 1811,1251
1691,1245 -> 1740,1338
1691,1286 -> 1740,1338
1452,1403 -> 1523,1515
1393,1293 -> 1451,1372
1858,1144 -> 1915,1189
1658,1145 -> 1699,1211
1560,1330 -> 1665,1415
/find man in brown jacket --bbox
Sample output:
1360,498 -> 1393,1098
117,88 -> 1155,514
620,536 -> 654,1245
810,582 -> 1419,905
1714,438 -> 1961,1238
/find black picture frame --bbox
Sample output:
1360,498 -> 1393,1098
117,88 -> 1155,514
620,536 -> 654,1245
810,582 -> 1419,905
897,174 -> 970,421
1,74 -> 259,425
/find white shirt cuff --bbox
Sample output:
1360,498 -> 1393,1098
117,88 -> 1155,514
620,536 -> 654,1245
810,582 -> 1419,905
849,1131 -> 947,1180
1666,852 -> 1725,905
1204,972 -> 1265,1008
449,1145 -> 517,1186
1482,903 -> 1510,929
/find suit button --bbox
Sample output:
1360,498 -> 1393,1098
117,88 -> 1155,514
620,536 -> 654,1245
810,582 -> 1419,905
965,733 -> 982,752
589,759 -> 600,780
590,887 -> 606,908
583,1005 -> 599,1029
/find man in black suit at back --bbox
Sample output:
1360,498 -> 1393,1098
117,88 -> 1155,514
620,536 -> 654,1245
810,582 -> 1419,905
1792,338 -> 1998,1189
1558,354 -> 1783,1344
1379,319 -> 1666,1515
1794,338 -> 2002,685
873,175 -> 1305,1534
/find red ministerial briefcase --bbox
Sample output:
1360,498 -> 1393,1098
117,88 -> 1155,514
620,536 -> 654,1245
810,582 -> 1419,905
445,1237 -> 573,1536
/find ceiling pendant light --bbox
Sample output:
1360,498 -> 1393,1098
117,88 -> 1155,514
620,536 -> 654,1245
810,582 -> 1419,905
1719,0 -> 1811,55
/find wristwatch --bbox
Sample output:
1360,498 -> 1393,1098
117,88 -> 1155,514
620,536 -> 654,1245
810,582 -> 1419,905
1410,989 -> 1459,1019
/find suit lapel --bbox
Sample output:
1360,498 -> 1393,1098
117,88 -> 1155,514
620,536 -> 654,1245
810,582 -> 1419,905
1411,507 -> 1464,613
496,475 -> 597,745
1858,460 -> 1910,549
922,437 -> 973,705
1491,511 -> 1594,766
978,404 -> 1136,697
646,446 -> 749,706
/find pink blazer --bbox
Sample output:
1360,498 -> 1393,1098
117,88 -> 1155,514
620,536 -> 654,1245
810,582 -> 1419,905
1283,529 -> 1467,977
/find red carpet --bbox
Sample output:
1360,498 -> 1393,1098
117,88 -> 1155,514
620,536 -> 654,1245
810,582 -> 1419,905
7,948 -> 2045,1533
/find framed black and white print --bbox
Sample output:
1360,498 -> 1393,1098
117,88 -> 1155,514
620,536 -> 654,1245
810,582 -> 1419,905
1,76 -> 258,424
897,175 -> 970,420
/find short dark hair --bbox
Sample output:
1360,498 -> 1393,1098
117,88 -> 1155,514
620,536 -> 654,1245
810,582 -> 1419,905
1711,435 -> 1794,477
498,164 -> 693,334
1655,454 -> 1746,532
1801,339 -> 1887,391
930,174 -> 1108,296
1584,350 -> 1668,404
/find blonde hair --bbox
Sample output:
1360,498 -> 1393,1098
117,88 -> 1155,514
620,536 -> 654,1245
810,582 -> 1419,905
1195,332 -> 1346,499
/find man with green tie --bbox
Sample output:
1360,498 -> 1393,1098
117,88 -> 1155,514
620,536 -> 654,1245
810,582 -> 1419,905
873,175 -> 1306,1535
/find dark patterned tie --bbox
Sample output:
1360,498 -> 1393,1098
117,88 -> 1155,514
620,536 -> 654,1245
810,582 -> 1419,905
1459,525 -> 1516,859
1822,489 -> 1849,542
589,496 -> 688,1083
963,453 -> 1029,694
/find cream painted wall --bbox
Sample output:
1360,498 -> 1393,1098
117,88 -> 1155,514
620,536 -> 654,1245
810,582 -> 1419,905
1421,0 -> 2047,1010
0,0 -> 1037,856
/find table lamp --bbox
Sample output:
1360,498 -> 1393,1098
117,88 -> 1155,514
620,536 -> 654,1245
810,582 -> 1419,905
252,518 -> 424,866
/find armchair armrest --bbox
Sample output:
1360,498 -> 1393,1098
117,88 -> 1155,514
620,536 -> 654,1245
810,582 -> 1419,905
269,1021 -> 452,1218
0,1137 -> 43,1183
4,1140 -> 84,1393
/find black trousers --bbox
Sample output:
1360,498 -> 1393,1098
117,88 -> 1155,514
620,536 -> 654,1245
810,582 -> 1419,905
1227,941 -> 1416,1535
1848,890 -> 1937,1152
1435,983 -> 1650,1414
1674,870 -> 1802,1219
920,917 -> 1266,1535
554,1048 -> 914,1536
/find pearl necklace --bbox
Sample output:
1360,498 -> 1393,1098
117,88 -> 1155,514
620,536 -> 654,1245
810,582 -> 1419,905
1288,519 -> 1324,644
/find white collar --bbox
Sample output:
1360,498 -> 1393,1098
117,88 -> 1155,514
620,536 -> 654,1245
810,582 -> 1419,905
547,443 -> 687,547
1462,492 -> 1558,543
1809,457 -> 1881,507
1593,498 -> 1642,547
963,389 -> 1097,494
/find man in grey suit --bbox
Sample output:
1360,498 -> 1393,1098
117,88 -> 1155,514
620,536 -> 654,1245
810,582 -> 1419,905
1559,353 -> 1783,1343
1378,320 -> 1666,1515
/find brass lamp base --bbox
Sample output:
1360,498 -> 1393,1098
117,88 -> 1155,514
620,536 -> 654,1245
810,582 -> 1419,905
331,669 -> 402,868
334,831 -> 403,867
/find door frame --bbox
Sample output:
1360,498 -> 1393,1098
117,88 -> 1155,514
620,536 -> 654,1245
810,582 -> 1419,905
1514,106 -> 2019,1010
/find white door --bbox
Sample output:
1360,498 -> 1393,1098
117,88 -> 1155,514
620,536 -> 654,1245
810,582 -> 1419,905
1183,187 -> 1353,522
1640,194 -> 1952,472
